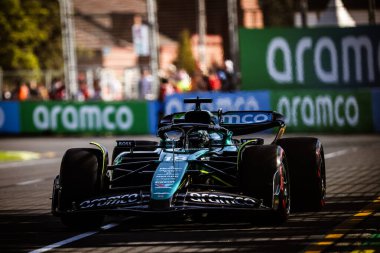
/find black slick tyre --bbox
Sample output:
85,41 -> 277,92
276,137 -> 326,212
239,145 -> 290,223
58,148 -> 104,229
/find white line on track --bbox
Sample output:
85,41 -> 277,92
0,158 -> 61,169
27,148 -> 356,252
28,223 -> 119,253
324,148 -> 357,159
16,178 -> 43,186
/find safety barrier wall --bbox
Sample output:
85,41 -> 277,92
164,89 -> 380,133
0,88 -> 379,134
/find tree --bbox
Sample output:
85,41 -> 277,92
0,0 -> 62,74
28,0 -> 63,70
175,29 -> 196,76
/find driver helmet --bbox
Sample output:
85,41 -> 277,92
188,130 -> 210,148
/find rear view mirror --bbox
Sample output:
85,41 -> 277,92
165,130 -> 183,141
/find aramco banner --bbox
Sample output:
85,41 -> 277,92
239,26 -> 380,89
19,101 -> 151,134
271,89 -> 373,132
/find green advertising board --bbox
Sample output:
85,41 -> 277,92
271,89 -> 373,133
19,101 -> 150,134
240,26 -> 380,89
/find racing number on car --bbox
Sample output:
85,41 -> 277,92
164,155 -> 188,161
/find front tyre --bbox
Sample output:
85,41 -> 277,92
239,145 -> 290,223
58,148 -> 105,229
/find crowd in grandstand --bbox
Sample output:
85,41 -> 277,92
1,61 -> 238,102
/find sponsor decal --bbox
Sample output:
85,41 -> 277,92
116,140 -> 135,147
222,112 -> 272,124
187,192 -> 258,207
163,155 -> 188,162
79,193 -> 139,209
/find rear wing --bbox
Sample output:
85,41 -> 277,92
220,111 -> 285,135
159,111 -> 285,135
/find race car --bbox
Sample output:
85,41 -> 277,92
51,97 -> 326,228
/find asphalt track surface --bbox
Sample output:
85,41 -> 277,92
0,135 -> 380,253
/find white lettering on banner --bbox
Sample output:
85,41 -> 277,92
342,36 -> 374,83
267,38 -> 293,83
103,106 -> 115,130
51,106 -> 61,129
62,106 -> 77,130
116,107 -> 133,130
32,105 -> 134,131
165,96 -> 260,115
296,37 -> 312,83
33,106 -> 49,129
0,108 -> 4,128
277,95 -> 359,127
316,96 -> 334,126
314,37 -> 338,83
334,96 -> 345,126
301,96 -> 314,126
80,106 -> 101,130
346,96 -> 359,126
266,35 -> 379,84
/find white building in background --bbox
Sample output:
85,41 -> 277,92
317,0 -> 356,27
295,0 -> 380,27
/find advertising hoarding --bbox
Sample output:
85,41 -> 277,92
240,26 -> 380,89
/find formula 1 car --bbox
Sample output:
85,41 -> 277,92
51,97 -> 326,228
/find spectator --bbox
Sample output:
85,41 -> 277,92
159,78 -> 176,101
138,69 -> 153,99
215,64 -> 229,91
28,80 -> 40,100
192,70 -> 208,91
76,80 -> 90,101
176,68 -> 192,92
91,79 -> 102,100
49,78 -> 65,100
18,80 -> 30,101
37,83 -> 49,100
208,68 -> 221,91
225,59 -> 238,91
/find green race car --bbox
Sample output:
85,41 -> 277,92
51,97 -> 326,228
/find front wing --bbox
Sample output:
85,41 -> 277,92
53,190 -> 274,216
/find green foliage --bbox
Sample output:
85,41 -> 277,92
175,29 -> 196,75
261,0 -> 294,27
0,0 -> 62,74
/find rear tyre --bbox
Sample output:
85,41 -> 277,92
276,138 -> 326,212
58,148 -> 105,229
239,145 -> 290,223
